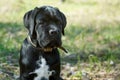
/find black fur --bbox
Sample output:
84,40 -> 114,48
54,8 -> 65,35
19,6 -> 67,80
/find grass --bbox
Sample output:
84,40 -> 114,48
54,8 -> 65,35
0,0 -> 120,79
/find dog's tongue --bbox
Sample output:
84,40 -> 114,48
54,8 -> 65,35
58,46 -> 68,53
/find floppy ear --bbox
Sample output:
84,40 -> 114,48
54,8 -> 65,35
23,10 -> 32,30
59,11 -> 67,35
23,7 -> 39,38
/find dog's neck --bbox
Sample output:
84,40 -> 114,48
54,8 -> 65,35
27,36 -> 68,53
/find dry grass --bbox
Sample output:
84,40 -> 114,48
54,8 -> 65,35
0,0 -> 120,80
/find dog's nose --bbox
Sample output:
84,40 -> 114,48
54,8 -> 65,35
49,29 -> 58,35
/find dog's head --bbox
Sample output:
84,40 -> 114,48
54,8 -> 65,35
24,6 -> 67,48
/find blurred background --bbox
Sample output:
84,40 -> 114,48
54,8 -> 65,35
0,0 -> 120,80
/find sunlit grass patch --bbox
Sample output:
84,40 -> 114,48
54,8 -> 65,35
0,0 -> 120,79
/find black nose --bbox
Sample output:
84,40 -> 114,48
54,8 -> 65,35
49,29 -> 58,35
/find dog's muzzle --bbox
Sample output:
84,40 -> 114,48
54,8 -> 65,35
27,36 -> 68,53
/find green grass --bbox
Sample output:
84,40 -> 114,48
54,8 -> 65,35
0,0 -> 120,79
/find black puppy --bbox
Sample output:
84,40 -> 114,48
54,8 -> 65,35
19,6 -> 67,80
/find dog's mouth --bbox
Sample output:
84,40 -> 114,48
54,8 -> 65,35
38,38 -> 67,52
47,39 -> 62,48
40,39 -> 62,49
43,40 -> 68,53
27,36 -> 67,53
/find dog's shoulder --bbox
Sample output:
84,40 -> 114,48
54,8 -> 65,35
20,40 -> 43,69
20,38 -> 36,61
22,38 -> 30,49
21,38 -> 34,53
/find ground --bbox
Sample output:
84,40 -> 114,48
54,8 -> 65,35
0,0 -> 120,80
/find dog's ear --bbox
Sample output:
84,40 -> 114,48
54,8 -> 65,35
59,11 -> 67,35
23,7 -> 39,38
23,10 -> 32,30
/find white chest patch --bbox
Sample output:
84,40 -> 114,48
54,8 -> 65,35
30,56 -> 54,80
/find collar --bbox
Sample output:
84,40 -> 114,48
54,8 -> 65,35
27,36 -> 68,53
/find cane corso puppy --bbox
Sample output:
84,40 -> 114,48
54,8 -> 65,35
19,6 -> 67,80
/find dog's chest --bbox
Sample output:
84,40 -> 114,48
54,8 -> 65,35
31,56 -> 54,80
